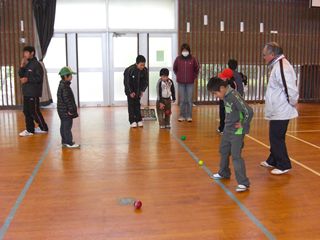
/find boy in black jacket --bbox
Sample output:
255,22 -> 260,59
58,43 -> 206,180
57,67 -> 80,148
124,55 -> 148,128
19,46 -> 48,137
156,68 -> 176,129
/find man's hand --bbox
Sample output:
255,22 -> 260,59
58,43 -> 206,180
130,92 -> 136,98
20,77 -> 28,84
140,92 -> 144,98
67,112 -> 73,116
20,58 -> 28,67
235,122 -> 242,129
159,103 -> 165,110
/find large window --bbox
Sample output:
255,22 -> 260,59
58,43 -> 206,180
55,0 -> 107,31
43,35 -> 67,103
0,66 -> 15,106
78,35 -> 104,104
108,0 -> 176,30
55,0 -> 176,31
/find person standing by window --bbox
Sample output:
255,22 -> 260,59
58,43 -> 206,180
124,55 -> 149,128
173,43 -> 199,122
18,46 -> 48,137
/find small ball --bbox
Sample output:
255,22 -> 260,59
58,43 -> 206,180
134,200 -> 142,210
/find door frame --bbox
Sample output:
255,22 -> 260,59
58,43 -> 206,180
108,32 -> 177,106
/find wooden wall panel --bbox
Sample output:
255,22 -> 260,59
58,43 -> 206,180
0,0 -> 34,107
179,0 -> 320,103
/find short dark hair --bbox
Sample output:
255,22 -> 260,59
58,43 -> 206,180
180,43 -> 191,53
62,74 -> 71,80
23,46 -> 36,55
265,42 -> 283,56
228,59 -> 238,70
136,55 -> 146,64
207,77 -> 228,92
160,68 -> 169,76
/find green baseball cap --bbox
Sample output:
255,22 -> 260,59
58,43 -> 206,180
58,66 -> 76,76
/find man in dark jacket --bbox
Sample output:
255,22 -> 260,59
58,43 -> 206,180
57,66 -> 80,148
124,55 -> 148,128
19,46 -> 48,137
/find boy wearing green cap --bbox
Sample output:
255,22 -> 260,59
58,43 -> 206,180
57,67 -> 80,148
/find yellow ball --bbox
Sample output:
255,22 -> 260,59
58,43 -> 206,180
198,160 -> 204,166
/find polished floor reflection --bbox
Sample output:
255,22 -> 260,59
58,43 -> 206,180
0,104 -> 320,239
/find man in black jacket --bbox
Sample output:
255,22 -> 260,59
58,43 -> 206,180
124,55 -> 148,128
57,66 -> 80,148
19,46 -> 48,137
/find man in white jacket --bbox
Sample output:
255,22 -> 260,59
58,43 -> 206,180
260,42 -> 299,175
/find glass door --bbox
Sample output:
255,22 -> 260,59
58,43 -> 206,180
77,34 -> 106,106
44,34 -> 67,104
148,34 -> 175,105
109,33 -> 176,106
109,33 -> 138,105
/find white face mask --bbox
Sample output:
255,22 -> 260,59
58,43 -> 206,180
182,51 -> 189,57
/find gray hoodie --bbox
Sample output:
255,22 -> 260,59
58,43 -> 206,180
224,86 -> 254,134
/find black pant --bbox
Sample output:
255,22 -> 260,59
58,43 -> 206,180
219,99 -> 225,132
127,96 -> 142,124
23,96 -> 48,133
60,118 -> 73,145
266,120 -> 292,170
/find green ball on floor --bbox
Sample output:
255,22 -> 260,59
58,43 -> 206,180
181,135 -> 186,141
198,160 -> 204,166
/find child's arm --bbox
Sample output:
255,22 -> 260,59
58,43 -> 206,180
141,68 -> 149,93
156,79 -> 162,102
233,94 -> 253,134
62,87 -> 76,116
170,79 -> 176,102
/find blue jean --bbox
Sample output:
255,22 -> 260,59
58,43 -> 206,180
178,83 -> 194,119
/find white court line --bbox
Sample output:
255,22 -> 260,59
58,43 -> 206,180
287,130 -> 320,133
246,134 -> 320,177
286,133 -> 320,150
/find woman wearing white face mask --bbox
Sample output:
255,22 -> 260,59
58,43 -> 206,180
173,43 -> 200,122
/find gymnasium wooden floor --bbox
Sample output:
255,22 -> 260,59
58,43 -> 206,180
0,103 -> 319,240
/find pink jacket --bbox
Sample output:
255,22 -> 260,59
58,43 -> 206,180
173,55 -> 200,84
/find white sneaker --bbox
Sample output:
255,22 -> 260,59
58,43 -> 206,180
165,125 -> 171,129
187,118 -> 192,122
260,161 -> 274,168
19,130 -> 34,137
211,173 -> 224,180
236,184 -> 249,192
34,127 -> 48,134
62,143 -> 80,149
160,125 -> 166,129
178,117 -> 185,122
137,121 -> 143,127
216,129 -> 223,135
130,122 -> 138,128
271,169 -> 290,175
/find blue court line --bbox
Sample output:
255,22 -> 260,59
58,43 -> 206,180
172,133 -> 276,240
0,140 -> 52,240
